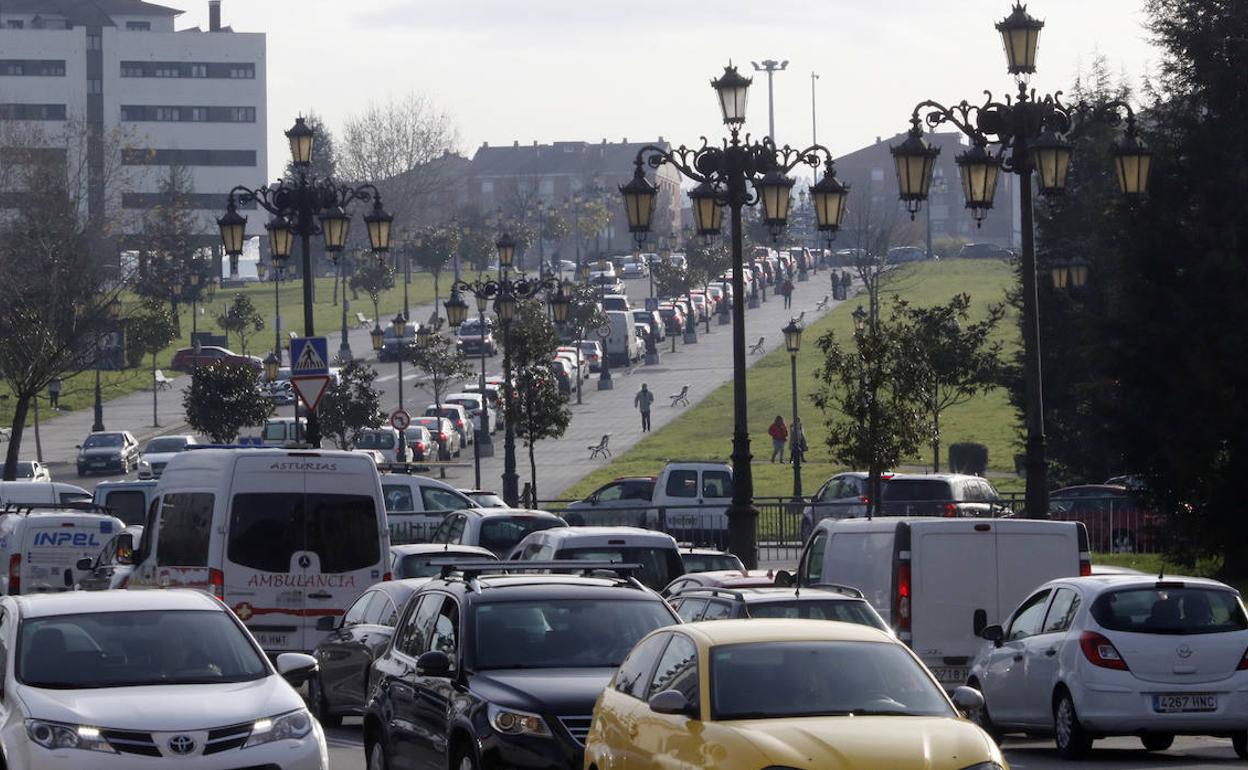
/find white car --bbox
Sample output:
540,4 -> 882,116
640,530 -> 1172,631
137,434 -> 198,479
968,574 -> 1248,759
0,590 -> 326,768
13,461 -> 51,482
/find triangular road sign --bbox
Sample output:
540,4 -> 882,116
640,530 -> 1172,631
291,375 -> 331,412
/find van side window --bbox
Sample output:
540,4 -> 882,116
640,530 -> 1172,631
802,531 -> 828,584
702,471 -> 732,498
156,493 -> 213,567
421,487 -> 470,512
665,471 -> 698,498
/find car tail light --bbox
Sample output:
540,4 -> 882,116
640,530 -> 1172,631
1238,648 -> 1248,671
416,442 -> 425,452
894,562 -> 911,635
382,572 -> 392,582
439,432 -> 448,441
1080,558 -> 1092,576
209,568 -> 225,600
1080,631 -> 1129,670
942,502 -> 958,517
8,554 -> 20,595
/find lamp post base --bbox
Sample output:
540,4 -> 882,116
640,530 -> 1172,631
597,375 -> 613,391
645,351 -> 659,365
683,330 -> 698,344
337,343 -> 353,364
726,501 -> 760,569
719,312 -> 730,325
477,432 -> 495,458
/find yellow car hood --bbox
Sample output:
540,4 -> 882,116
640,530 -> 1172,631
723,715 -> 1002,770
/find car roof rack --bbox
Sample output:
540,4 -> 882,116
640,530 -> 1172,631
377,463 -> 435,475
439,560 -> 645,590
1,502 -> 114,516
671,586 -> 746,601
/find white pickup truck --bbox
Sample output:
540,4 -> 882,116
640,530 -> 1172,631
563,461 -> 733,547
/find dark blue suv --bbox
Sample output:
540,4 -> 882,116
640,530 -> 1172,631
363,563 -> 679,770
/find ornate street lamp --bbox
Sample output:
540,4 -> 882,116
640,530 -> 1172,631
621,62 -> 841,567
809,162 -> 850,233
218,116 -> 396,447
264,352 -> 280,383
688,182 -> 722,237
370,323 -> 384,353
782,319 -> 805,499
895,2 -> 1155,518
496,233 -> 516,271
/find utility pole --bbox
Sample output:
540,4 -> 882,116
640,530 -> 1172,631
810,71 -> 819,146
751,59 -> 789,142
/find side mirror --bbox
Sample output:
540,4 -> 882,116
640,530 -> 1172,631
951,685 -> 985,716
981,624 -> 1004,646
416,650 -> 452,678
275,652 -> 318,686
648,689 -> 697,718
316,615 -> 339,632
773,570 -> 794,588
76,557 -> 95,572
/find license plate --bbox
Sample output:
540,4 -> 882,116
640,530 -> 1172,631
255,633 -> 289,649
1153,693 -> 1217,713
930,666 -> 969,685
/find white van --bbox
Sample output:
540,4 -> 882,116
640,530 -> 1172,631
603,309 -> 643,367
380,472 -> 477,544
259,416 -> 307,447
0,481 -> 92,507
93,479 -> 157,527
795,517 -> 1090,689
651,461 -> 734,548
127,448 -> 391,654
0,506 -> 126,594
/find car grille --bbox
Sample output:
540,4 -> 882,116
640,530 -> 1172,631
558,715 -> 593,746
205,722 -> 253,755
101,729 -> 161,756
100,721 -> 256,758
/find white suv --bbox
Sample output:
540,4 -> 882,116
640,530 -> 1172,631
0,589 -> 327,767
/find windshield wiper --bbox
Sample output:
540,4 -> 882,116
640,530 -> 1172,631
848,708 -> 919,717
722,710 -> 852,719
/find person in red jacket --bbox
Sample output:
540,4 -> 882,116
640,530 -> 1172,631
767,415 -> 788,463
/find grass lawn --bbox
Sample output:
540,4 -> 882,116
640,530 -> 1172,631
0,272 -> 445,430
561,258 -> 1022,502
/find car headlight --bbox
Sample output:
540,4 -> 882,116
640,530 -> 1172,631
487,704 -> 551,737
25,720 -> 117,753
243,709 -> 313,748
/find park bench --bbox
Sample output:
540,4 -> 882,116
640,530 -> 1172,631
587,434 -> 611,460
669,385 -> 690,407
749,337 -> 766,355
815,295 -> 830,311
154,370 -> 174,391
355,311 -> 372,329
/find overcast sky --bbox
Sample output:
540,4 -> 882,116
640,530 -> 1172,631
164,0 -> 1160,180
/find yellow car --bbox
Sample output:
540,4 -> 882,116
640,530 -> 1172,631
585,619 -> 1006,770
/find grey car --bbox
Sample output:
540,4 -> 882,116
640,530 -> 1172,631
76,430 -> 139,476
429,508 -> 568,557
411,415 -> 461,460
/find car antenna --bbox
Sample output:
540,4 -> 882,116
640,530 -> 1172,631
1158,563 -> 1165,580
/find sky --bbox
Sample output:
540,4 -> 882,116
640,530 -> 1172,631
162,0 -> 1161,181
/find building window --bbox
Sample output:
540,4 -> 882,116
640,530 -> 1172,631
122,148 -> 257,167
119,61 -> 256,79
121,63 -> 142,77
0,104 -> 67,121
154,65 -> 178,78
86,33 -> 102,50
229,106 -> 255,122
228,64 -> 254,79
3,63 -> 22,76
154,106 -> 179,121
87,79 -> 102,94
190,64 -> 207,78
125,21 -> 150,31
189,107 -> 208,122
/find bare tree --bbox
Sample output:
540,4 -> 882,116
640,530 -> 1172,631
338,93 -> 459,226
838,192 -> 918,322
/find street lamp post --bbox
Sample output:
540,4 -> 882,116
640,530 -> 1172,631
218,117 -> 394,448
394,314 -> 411,462
620,63 -> 849,567
446,235 -> 568,505
782,319 -> 804,499
891,2 -> 1152,518
444,287 -> 495,489
595,258 -> 613,391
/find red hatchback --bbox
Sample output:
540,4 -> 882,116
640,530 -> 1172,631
169,345 -> 262,373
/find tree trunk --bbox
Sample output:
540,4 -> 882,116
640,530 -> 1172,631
152,352 -> 160,427
932,404 -> 941,473
171,298 -> 182,337
372,297 -> 380,327
3,395 -> 31,481
433,273 -> 440,308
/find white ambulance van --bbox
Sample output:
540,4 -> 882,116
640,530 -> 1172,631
0,505 -> 126,594
127,447 -> 391,654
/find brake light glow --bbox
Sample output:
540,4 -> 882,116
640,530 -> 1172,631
439,432 -> 448,440
8,554 -> 20,595
942,502 -> 958,517
1080,559 -> 1092,576
894,562 -> 911,634
1080,631 -> 1129,670
382,572 -> 392,582
209,568 -> 225,600
1238,648 -> 1248,671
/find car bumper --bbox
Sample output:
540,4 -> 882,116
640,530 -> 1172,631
5,729 -> 328,770
478,726 -> 583,770
1073,677 -> 1248,734
79,457 -> 125,473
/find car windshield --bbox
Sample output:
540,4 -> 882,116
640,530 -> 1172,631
394,551 -> 497,578
357,432 -> 396,450
472,599 -> 674,670
18,610 -> 268,689
681,553 -> 744,573
469,492 -> 506,507
144,438 -> 186,453
83,434 -> 122,448
747,600 -> 889,631
710,641 -> 952,720
555,547 -> 684,591
478,517 -> 564,555
1090,586 -> 1248,635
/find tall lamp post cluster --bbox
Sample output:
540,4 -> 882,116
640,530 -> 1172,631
217,117 -> 395,448
889,2 -> 1152,518
444,235 -> 569,505
619,63 -> 850,567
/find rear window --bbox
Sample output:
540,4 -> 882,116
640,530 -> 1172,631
156,493 -> 214,567
555,547 -> 684,590
747,599 -> 888,631
357,432 -> 396,450
478,517 -> 563,555
881,480 -> 953,501
101,490 -> 147,526
1090,586 -> 1248,635
228,493 -> 381,573
395,551 -> 497,579
703,471 -> 733,498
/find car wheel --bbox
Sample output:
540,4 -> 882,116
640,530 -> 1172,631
366,732 -> 391,770
1232,731 -> 1248,759
1140,734 -> 1173,751
1053,691 -> 1092,759
308,673 -> 341,728
967,680 -> 1004,745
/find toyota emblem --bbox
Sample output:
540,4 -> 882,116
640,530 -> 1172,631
1176,643 -> 1193,659
168,735 -> 196,755
298,555 -> 312,569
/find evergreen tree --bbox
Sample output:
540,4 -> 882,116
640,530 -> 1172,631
319,361 -> 385,449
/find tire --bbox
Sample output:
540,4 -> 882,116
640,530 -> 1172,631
967,680 -> 1004,745
308,673 -> 341,728
1140,734 -> 1173,752
1053,691 -> 1092,759
366,732 -> 390,770
1232,731 -> 1247,759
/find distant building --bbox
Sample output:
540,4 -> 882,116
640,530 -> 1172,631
831,131 -> 1019,251
0,0 -> 266,247
465,138 -> 683,264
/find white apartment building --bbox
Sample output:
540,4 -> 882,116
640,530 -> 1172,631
0,0 -> 266,247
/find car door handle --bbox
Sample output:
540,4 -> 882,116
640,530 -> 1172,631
1045,648 -> 1058,657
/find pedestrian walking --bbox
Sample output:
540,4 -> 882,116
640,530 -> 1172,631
768,415 -> 788,463
781,277 -> 795,309
48,378 -> 61,410
634,383 -> 655,432
790,417 -> 808,464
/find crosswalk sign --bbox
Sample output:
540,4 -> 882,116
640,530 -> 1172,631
290,337 -> 329,376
